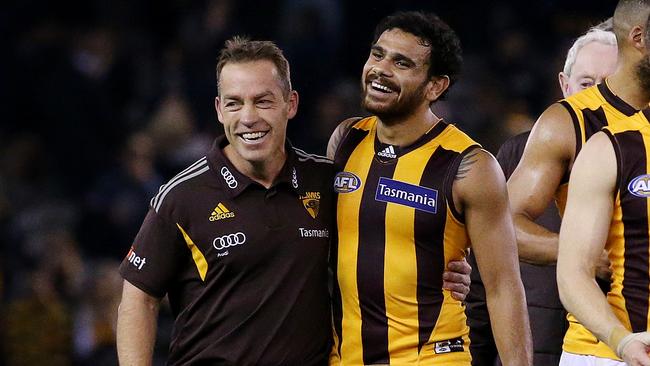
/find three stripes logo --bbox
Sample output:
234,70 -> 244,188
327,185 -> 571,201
209,203 -> 235,221
377,145 -> 397,159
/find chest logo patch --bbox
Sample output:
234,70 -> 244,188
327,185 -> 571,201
628,174 -> 650,198
300,191 -> 321,219
375,177 -> 437,213
213,232 -> 246,250
209,203 -> 235,221
334,171 -> 362,193
433,337 -> 464,354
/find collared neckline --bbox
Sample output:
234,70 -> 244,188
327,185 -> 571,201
206,136 -> 301,198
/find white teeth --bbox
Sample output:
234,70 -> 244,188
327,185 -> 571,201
241,131 -> 267,141
371,81 -> 394,93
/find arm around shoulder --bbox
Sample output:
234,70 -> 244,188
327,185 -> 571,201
326,117 -> 361,160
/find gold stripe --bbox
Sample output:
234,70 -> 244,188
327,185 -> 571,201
214,206 -> 223,215
176,223 -> 208,281
383,139 -> 438,363
337,122 -> 376,365
217,203 -> 229,213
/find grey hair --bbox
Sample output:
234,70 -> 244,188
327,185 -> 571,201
562,24 -> 617,76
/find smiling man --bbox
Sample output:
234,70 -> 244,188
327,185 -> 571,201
327,11 -> 532,366
116,37 -> 335,365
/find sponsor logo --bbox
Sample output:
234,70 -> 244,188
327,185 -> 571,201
628,174 -> 650,197
220,166 -> 238,189
299,228 -> 329,238
209,203 -> 235,221
299,191 -> 321,219
434,337 -> 464,354
334,171 -> 362,193
377,145 -> 397,159
292,167 -> 299,189
213,232 -> 246,250
125,246 -> 147,270
375,177 -> 437,213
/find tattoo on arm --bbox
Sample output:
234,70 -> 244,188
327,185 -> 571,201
455,148 -> 480,181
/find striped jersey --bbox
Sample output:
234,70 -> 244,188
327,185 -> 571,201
558,82 -> 643,358
554,81 -> 638,215
565,110 -> 650,360
329,116 -> 479,365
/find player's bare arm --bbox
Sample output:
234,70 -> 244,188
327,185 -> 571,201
507,103 -> 575,265
453,148 -> 533,366
117,280 -> 161,366
557,131 -> 650,365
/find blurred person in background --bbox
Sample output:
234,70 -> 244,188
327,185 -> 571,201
466,19 -> 618,366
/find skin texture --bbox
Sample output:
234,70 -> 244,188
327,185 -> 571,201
509,21 -> 648,269
335,28 -> 532,365
216,60 -> 298,188
116,280 -> 160,366
556,132 -> 650,366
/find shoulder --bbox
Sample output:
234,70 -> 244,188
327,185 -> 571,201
149,156 -> 212,215
326,117 -> 364,159
453,149 -> 505,202
525,102 -> 576,159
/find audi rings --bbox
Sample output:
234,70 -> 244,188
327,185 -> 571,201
220,166 -> 238,189
213,232 -> 246,250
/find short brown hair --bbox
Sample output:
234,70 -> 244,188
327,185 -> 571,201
216,36 -> 292,98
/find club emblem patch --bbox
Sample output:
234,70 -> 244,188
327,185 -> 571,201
300,191 -> 321,219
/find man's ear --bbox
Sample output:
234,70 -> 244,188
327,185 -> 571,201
629,24 -> 645,52
426,75 -> 451,102
215,97 -> 224,124
287,90 -> 299,120
558,72 -> 571,98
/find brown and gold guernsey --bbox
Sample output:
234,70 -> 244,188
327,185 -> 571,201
329,116 -> 480,366
558,82 -> 643,359
565,110 -> 650,361
555,81 -> 638,216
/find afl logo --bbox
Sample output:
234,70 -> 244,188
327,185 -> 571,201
628,174 -> 650,197
213,232 -> 246,250
220,166 -> 238,189
334,171 -> 361,193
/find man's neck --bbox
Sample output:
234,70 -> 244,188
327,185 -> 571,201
607,61 -> 650,110
223,145 -> 286,188
376,108 -> 441,147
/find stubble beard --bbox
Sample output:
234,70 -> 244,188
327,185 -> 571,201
636,56 -> 650,98
360,79 -> 429,125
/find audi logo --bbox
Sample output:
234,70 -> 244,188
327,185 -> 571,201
213,232 -> 246,250
220,166 -> 238,189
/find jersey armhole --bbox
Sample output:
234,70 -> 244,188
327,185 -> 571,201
559,100 -> 581,185
444,144 -> 481,223
602,129 -> 622,197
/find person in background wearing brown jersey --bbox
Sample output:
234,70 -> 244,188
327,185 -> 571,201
557,13 -> 650,365
327,11 -> 532,366
466,21 -> 617,366
507,0 -> 650,362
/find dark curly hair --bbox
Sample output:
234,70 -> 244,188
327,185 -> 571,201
372,11 -> 463,99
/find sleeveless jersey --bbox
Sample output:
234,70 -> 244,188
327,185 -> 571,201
563,110 -> 650,360
555,81 -> 638,216
330,116 -> 480,365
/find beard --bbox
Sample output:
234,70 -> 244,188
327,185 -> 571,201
361,77 -> 429,124
636,56 -> 650,96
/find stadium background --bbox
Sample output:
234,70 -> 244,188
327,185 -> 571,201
0,0 -> 615,364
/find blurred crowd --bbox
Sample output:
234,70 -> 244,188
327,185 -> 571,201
0,0 -> 614,364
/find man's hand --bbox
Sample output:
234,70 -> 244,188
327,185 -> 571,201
617,332 -> 650,366
443,258 -> 472,301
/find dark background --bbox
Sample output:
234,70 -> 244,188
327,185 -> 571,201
0,1 -> 615,364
